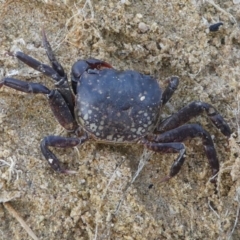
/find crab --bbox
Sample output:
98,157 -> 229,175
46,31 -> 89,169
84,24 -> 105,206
0,31 -> 231,183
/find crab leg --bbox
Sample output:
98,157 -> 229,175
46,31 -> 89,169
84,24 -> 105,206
0,77 -> 78,132
145,123 -> 219,182
15,30 -> 66,82
40,134 -> 88,173
161,76 -> 179,106
143,140 -> 186,182
0,77 -> 50,94
42,29 -> 66,77
15,52 -> 61,81
158,101 -> 231,137
16,31 -> 75,114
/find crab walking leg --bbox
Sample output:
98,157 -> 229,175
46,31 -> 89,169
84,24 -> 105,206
147,124 -> 220,182
42,29 -> 66,77
0,78 -> 78,131
0,78 -> 50,94
16,52 -> 61,81
41,30 -> 75,113
142,141 -> 186,181
158,101 -> 231,137
40,134 -> 88,173
16,51 -> 75,114
161,76 -> 179,106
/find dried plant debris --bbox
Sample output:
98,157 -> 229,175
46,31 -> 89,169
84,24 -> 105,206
3,202 -> 39,240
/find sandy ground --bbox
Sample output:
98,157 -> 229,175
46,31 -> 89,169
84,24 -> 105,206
0,0 -> 240,239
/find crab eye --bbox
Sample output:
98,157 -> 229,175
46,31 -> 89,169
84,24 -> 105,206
71,60 -> 90,79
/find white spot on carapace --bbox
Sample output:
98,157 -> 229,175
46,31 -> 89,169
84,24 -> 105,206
137,127 -> 143,135
107,135 -> 113,141
140,96 -> 145,101
90,123 -> 97,131
83,114 -> 88,120
117,137 -> 124,142
131,128 -> 136,132
144,113 -> 148,117
100,120 -> 104,125
88,110 -> 92,114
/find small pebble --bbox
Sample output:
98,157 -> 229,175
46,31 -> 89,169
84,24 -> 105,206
209,22 -> 223,32
121,0 -> 131,5
233,0 -> 240,4
138,22 -> 149,33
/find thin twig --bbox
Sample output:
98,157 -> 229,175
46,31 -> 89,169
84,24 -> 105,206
3,202 -> 39,240
114,149 -> 152,215
205,0 -> 236,23
228,189 -> 240,239
93,157 -> 126,240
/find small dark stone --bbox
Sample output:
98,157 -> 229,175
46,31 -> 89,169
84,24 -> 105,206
148,184 -> 154,189
209,22 -> 223,32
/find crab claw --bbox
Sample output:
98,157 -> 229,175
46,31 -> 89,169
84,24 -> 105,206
86,58 -> 113,69
71,59 -> 112,84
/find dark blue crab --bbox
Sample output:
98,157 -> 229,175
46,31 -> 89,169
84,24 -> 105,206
0,31 -> 231,182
